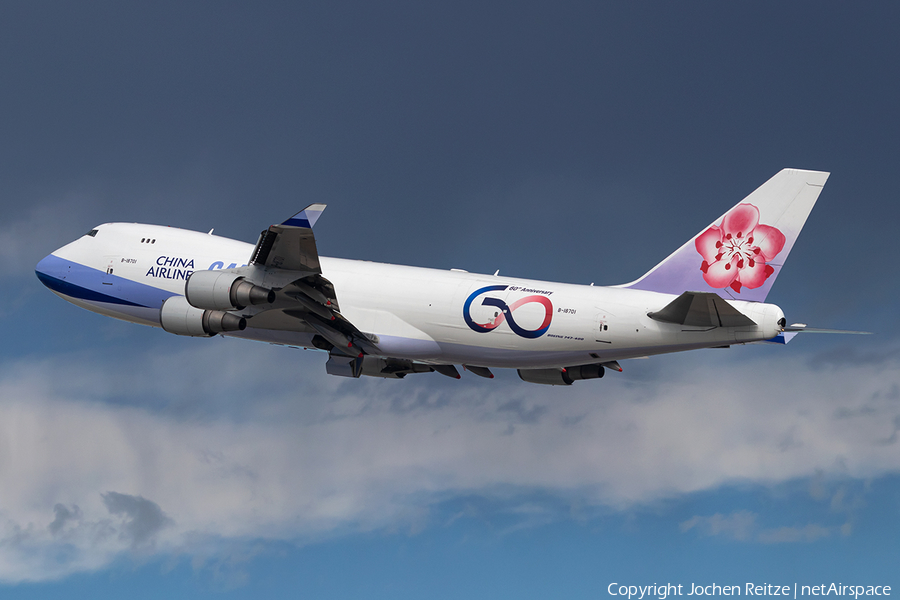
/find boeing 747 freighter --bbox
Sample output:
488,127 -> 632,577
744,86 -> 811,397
36,169 -> 861,384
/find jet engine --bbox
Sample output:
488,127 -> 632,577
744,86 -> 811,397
160,295 -> 246,337
185,270 -> 275,311
517,364 -> 605,386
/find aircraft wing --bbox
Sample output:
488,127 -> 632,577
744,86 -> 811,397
240,204 -> 379,356
180,206 -> 466,378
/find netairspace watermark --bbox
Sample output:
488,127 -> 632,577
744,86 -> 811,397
608,584 -> 892,600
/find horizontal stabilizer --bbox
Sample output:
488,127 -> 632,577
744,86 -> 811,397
648,291 -> 755,327
783,326 -> 872,334
757,324 -> 871,344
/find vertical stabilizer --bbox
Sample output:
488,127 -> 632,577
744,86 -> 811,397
621,169 -> 829,302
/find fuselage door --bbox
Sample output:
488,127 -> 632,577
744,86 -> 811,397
102,255 -> 120,287
595,308 -> 614,344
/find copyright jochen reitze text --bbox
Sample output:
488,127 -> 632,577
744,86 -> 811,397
608,583 -> 891,600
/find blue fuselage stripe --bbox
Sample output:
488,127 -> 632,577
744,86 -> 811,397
35,255 -> 176,309
36,271 -> 146,306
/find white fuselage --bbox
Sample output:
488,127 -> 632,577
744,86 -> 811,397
36,222 -> 785,369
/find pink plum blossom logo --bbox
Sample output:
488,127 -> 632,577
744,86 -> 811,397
695,203 -> 786,294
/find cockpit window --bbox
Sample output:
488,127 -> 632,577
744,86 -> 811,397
85,229 -> 98,237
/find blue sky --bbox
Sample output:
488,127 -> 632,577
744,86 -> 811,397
1,1 -> 898,596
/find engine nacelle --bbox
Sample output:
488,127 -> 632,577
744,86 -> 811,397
185,270 -> 275,311
518,364 -> 605,386
160,296 -> 247,337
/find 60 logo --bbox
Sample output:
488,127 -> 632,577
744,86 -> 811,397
463,285 -> 553,339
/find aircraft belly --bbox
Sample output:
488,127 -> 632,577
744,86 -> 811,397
373,334 -> 443,358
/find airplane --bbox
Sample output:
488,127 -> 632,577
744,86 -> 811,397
35,168 -> 864,385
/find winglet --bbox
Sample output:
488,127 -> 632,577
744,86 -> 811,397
281,204 -> 327,229
250,204 -> 327,271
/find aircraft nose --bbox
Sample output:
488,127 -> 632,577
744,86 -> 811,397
35,252 -> 66,290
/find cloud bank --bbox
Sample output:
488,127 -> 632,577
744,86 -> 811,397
0,339 -> 897,582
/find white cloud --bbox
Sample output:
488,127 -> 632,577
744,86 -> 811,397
0,195 -> 99,278
681,511 -> 835,544
0,340 -> 898,581
757,523 -> 832,543
680,511 -> 757,541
